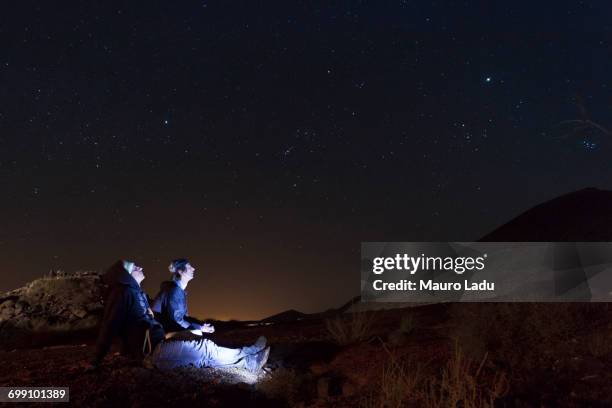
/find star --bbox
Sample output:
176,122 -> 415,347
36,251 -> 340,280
281,146 -> 294,158
581,140 -> 597,150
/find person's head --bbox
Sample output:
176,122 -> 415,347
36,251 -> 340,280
123,260 -> 145,285
169,259 -> 195,286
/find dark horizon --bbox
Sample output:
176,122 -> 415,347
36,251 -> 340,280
3,186 -> 608,321
2,1 -> 612,320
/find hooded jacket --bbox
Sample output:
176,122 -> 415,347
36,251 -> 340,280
151,280 -> 202,332
93,261 -> 164,365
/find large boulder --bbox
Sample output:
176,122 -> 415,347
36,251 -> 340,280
0,271 -> 105,349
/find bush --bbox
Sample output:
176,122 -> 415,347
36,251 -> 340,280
325,312 -> 374,346
361,340 -> 507,408
257,368 -> 306,406
450,303 -> 609,382
360,351 -> 423,408
421,341 -> 508,408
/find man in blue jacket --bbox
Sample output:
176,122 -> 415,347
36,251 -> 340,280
151,259 -> 214,333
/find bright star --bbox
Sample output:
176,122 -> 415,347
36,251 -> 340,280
582,140 -> 597,150
282,146 -> 294,156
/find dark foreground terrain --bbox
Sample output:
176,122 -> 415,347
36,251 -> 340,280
1,302 -> 612,407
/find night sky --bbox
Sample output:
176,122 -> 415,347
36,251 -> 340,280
2,1 -> 612,320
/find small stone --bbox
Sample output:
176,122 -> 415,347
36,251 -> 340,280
72,308 -> 88,319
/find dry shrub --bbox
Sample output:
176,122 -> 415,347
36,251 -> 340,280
360,353 -> 424,408
257,368 -> 305,406
446,303 -> 612,402
421,342 -> 509,408
380,358 -> 423,407
361,341 -> 506,408
450,303 -> 609,377
325,312 -> 374,346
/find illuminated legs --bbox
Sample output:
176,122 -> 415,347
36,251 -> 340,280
146,338 -> 246,369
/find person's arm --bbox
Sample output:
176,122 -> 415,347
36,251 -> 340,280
136,291 -> 156,322
167,288 -> 191,329
92,288 -> 127,366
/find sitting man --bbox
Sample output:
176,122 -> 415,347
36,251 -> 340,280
151,259 -> 214,334
93,260 -> 269,373
92,260 -> 165,367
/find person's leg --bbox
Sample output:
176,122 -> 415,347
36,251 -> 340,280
240,336 -> 267,355
146,338 -> 246,369
203,340 -> 246,368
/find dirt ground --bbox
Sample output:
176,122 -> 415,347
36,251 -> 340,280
1,303 -> 612,407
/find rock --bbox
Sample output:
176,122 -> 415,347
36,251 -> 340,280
0,271 -> 104,349
309,362 -> 329,376
1,306 -> 14,320
0,299 -> 15,309
14,301 -> 28,315
71,307 -> 88,319
85,302 -> 103,312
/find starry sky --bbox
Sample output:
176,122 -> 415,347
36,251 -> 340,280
2,1 -> 612,320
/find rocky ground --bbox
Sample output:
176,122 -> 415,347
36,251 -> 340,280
2,272 -> 612,407
1,302 -> 612,407
0,304 -> 441,407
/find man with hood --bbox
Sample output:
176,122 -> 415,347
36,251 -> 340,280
91,260 -> 165,367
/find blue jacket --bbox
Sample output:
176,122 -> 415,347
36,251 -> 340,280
93,261 -> 164,364
151,280 -> 202,332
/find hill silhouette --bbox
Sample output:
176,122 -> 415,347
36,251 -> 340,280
481,187 -> 612,241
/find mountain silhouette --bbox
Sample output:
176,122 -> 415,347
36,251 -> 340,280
481,187 -> 612,241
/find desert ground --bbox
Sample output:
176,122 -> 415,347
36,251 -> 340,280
2,300 -> 612,407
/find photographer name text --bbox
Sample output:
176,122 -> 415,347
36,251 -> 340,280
372,279 -> 495,291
